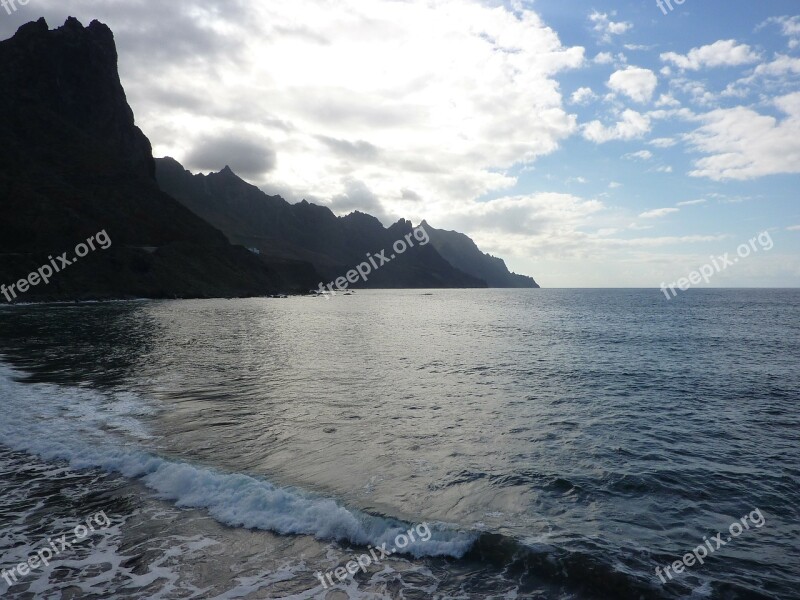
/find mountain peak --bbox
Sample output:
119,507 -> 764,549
1,16 -> 153,178
14,17 -> 48,39
62,16 -> 85,31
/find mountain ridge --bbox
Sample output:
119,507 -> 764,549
155,157 -> 489,289
155,158 -> 540,289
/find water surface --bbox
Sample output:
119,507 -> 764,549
1,289 -> 798,598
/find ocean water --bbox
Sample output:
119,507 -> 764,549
0,289 -> 798,599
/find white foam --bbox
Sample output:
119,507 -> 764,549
0,362 -> 476,559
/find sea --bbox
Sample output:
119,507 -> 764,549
0,289 -> 798,599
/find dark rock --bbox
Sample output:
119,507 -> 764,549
420,221 -> 540,288
0,18 -> 289,301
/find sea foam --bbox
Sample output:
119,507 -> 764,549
0,361 -> 476,558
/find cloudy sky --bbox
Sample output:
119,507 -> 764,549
3,0 -> 799,287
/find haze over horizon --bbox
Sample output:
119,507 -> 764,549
3,0 -> 798,288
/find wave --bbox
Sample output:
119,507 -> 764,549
0,360 -> 673,598
0,361 -> 475,559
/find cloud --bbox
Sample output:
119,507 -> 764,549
723,54 -> 800,98
27,0 -> 583,214
186,134 -> 277,177
570,87 -> 596,105
649,137 -> 677,148
566,176 -> 588,184
677,199 -> 706,206
594,52 -> 614,65
639,208 -> 679,218
316,136 -> 382,162
442,192 -> 604,238
589,11 -> 631,43
655,94 -> 680,108
624,44 -> 653,51
582,109 -> 651,143
759,16 -> 800,49
687,92 -> 800,181
623,150 -> 653,160
328,178 -> 394,224
608,67 -> 658,103
400,188 -> 422,202
16,0 -> 586,216
787,225 -> 800,231
660,40 -> 760,71
745,54 -> 800,81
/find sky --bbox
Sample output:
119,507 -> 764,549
2,0 -> 799,287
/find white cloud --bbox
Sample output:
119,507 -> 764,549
677,199 -> 706,206
655,94 -> 680,108
570,87 -> 596,105
594,52 -> 614,65
640,208 -> 679,218
654,165 -> 673,173
687,92 -> 800,181
747,54 -> 800,80
787,225 -> 800,231
608,67 -> 658,103
442,192 -> 605,238
661,40 -> 761,71
723,54 -> 800,98
609,181 -> 622,189
582,109 -> 652,143
589,11 -> 631,43
649,137 -> 677,148
623,150 -> 653,161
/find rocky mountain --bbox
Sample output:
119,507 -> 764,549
155,158 -> 487,289
420,221 -> 539,288
0,17 -> 301,301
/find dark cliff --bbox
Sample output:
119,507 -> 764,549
420,221 -> 539,288
0,18 -> 293,301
